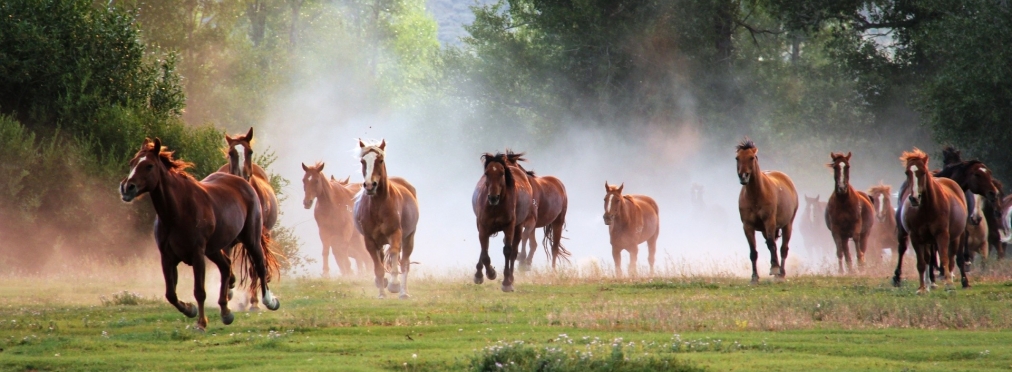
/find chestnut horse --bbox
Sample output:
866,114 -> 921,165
354,140 -> 419,299
866,184 -> 897,259
120,138 -> 280,330
216,127 -> 280,310
800,195 -> 833,258
503,152 -> 571,269
302,162 -> 371,277
894,148 -> 968,293
472,152 -> 536,291
735,138 -> 798,284
965,194 -> 989,265
602,182 -> 659,277
824,152 -> 875,273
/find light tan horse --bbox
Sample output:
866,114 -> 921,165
735,138 -> 798,284
602,182 -> 659,277
302,162 -> 371,277
965,193 -> 989,266
866,183 -> 897,260
354,140 -> 419,299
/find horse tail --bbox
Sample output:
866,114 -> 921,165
542,223 -> 571,264
234,230 -> 284,292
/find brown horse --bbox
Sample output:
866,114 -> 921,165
895,148 -> 968,293
824,152 -> 875,273
503,152 -> 571,269
472,152 -> 536,291
216,127 -> 279,310
602,182 -> 660,277
866,183 -> 897,259
354,140 -> 419,299
800,195 -> 833,258
119,138 -> 280,330
302,162 -> 371,277
735,138 -> 798,284
966,194 -> 989,264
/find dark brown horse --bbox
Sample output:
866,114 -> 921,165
472,152 -> 536,291
736,138 -> 798,283
800,195 -> 833,258
824,152 -> 875,273
216,127 -> 279,310
895,148 -> 968,293
602,182 -> 660,277
503,152 -> 571,269
120,138 -> 280,330
866,183 -> 897,259
302,162 -> 371,277
354,140 -> 419,299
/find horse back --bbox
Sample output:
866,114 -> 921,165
626,194 -> 660,243
200,172 -> 260,247
532,175 -> 567,227
938,177 -> 968,235
389,177 -> 420,234
509,168 -> 535,225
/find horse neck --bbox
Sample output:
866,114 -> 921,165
149,170 -> 190,222
371,167 -> 392,200
917,173 -> 943,209
615,197 -> 638,228
745,166 -> 771,196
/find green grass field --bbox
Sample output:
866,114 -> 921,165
3,265 -> 1012,371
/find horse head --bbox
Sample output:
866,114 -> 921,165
481,152 -> 513,206
735,138 -> 758,185
941,145 -> 962,167
868,184 -> 892,222
301,162 -> 325,209
603,181 -> 624,225
969,194 -> 985,226
120,138 -> 192,202
225,127 -> 255,181
827,152 -> 852,195
359,139 -> 387,196
963,161 -> 1000,213
901,148 -> 930,208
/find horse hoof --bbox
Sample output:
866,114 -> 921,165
378,292 -> 386,299
891,277 -> 902,287
248,305 -> 261,312
399,293 -> 411,300
265,298 -> 280,311
194,323 -> 207,332
221,312 -> 235,325
769,266 -> 782,276
750,276 -> 759,285
182,303 -> 198,318
474,273 -> 484,285
487,268 -> 497,280
916,288 -> 927,295
501,284 -> 514,292
387,282 -> 402,294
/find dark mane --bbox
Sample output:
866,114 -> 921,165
736,137 -> 756,151
941,145 -> 962,166
935,159 -> 984,179
505,149 -> 536,176
481,152 -> 514,189
136,142 -> 193,177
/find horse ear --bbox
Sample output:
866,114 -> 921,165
379,139 -> 386,150
246,127 -> 254,141
815,195 -> 820,202
302,162 -> 309,171
152,137 -> 162,153
618,183 -> 624,193
846,151 -> 852,160
358,139 -> 366,148
605,181 -> 609,191
318,162 -> 325,171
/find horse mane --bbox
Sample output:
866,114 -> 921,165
139,142 -> 194,177
481,152 -> 514,189
935,159 -> 984,179
504,149 -> 536,176
359,140 -> 386,157
899,148 -> 928,165
868,183 -> 891,195
736,137 -> 756,151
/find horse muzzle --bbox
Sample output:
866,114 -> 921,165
603,215 -> 613,225
120,182 -> 138,202
908,195 -> 922,208
303,199 -> 314,209
738,173 -> 750,185
969,214 -> 983,226
488,195 -> 501,206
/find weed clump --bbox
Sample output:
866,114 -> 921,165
468,338 -> 702,372
100,291 -> 156,306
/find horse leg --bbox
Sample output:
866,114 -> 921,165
398,232 -> 415,299
191,253 -> 209,330
647,232 -> 659,277
206,249 -> 234,325
334,237 -> 353,278
833,233 -> 846,274
744,227 -> 759,284
935,232 -> 953,288
762,227 -> 781,277
914,245 -> 929,294
363,238 -> 386,298
501,225 -> 519,292
385,230 -> 405,294
525,231 -> 538,271
955,234 -> 970,288
856,233 -> 868,272
892,228 -> 909,287
627,245 -> 639,278
779,225 -> 792,279
612,245 -> 623,278
321,235 -> 332,278
161,255 -> 196,318
475,230 -> 493,284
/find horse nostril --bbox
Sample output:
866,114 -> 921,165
127,183 -> 137,192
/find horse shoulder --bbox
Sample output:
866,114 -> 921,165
215,163 -> 229,174
252,164 -> 269,180
390,177 -> 417,198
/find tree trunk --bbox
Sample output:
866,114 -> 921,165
248,0 -> 268,47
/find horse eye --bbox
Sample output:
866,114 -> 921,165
146,164 -> 154,170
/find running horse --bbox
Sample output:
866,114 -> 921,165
472,152 -> 535,291
893,148 -> 968,293
217,127 -> 280,309
602,182 -> 660,277
354,140 -> 419,299
503,151 -> 571,269
302,162 -> 371,277
824,152 -> 874,273
120,138 -> 281,330
965,194 -> 989,265
735,138 -> 798,284
866,183 -> 897,259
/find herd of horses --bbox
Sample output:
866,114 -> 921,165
118,129 -> 1012,329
